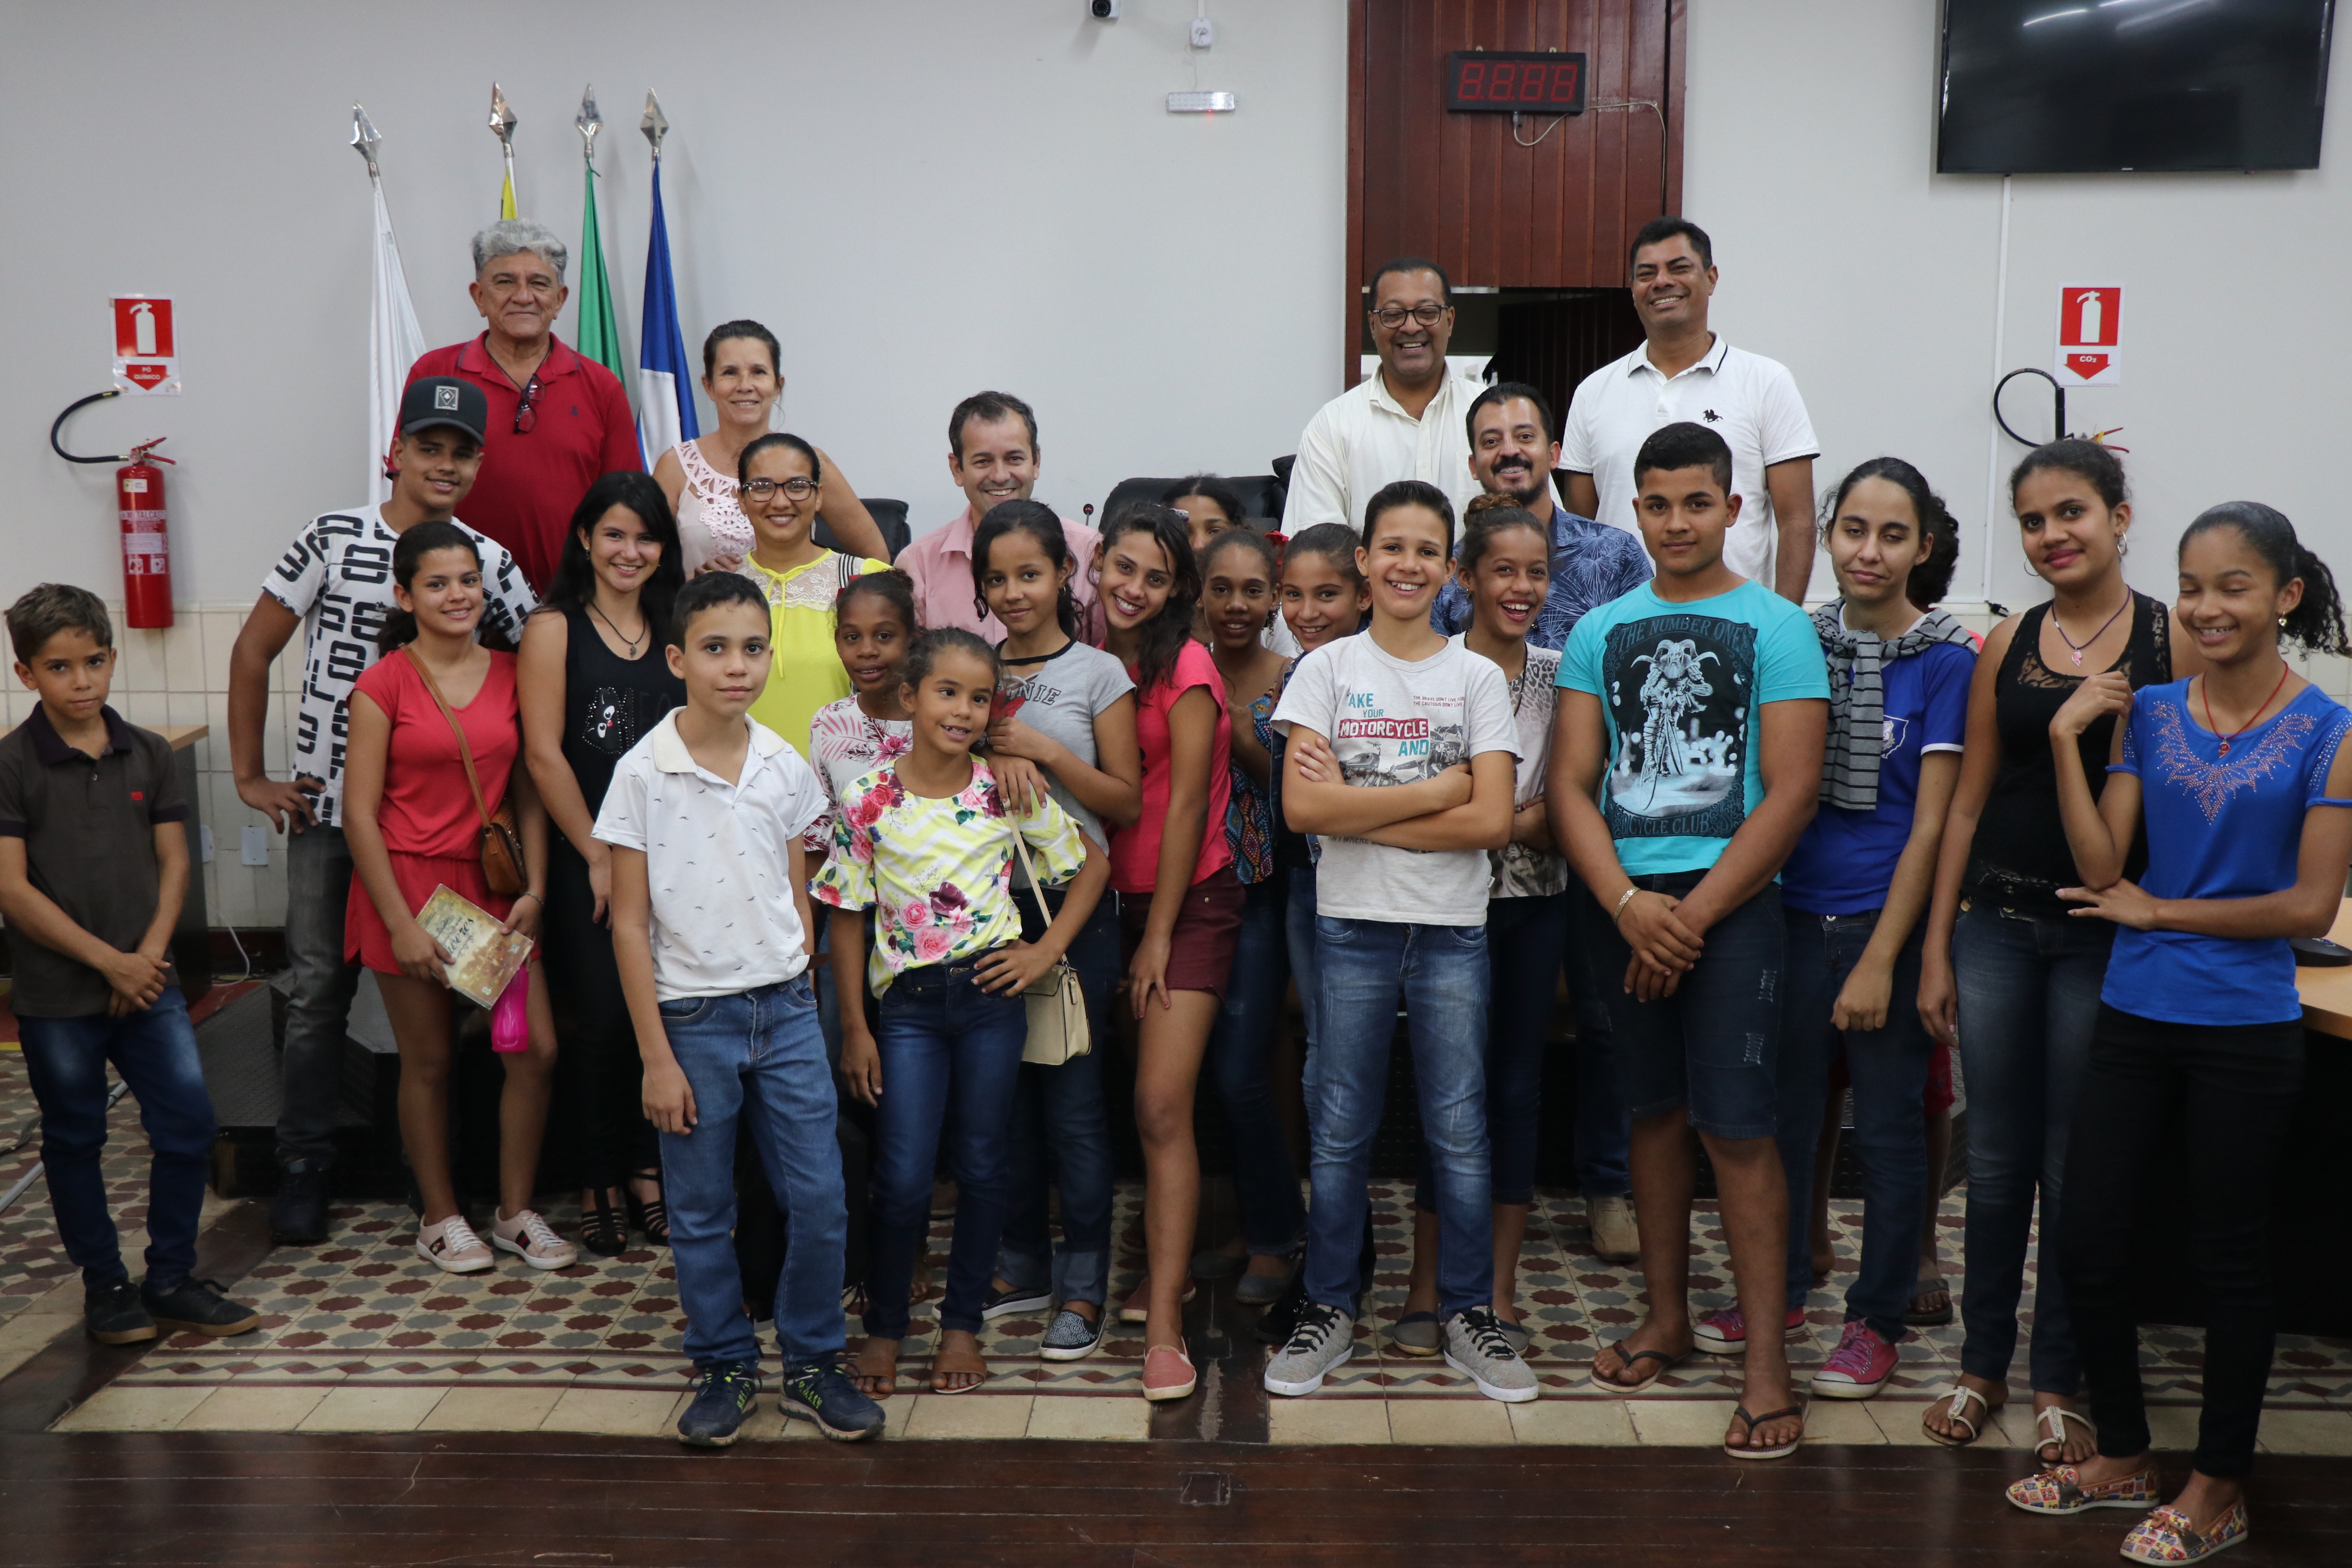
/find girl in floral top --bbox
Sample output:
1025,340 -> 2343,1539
1194,527 -> 1307,1297
815,629 -> 1108,1397
804,571 -> 917,858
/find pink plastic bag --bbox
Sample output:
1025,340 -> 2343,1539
491,969 -> 530,1053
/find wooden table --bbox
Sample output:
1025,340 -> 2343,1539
2292,897 -> 2352,1037
155,724 -> 210,1007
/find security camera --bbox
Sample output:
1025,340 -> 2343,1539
1089,0 -> 1119,17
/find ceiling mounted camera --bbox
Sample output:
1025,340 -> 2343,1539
1090,0 -> 1119,17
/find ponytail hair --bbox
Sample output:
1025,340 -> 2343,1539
737,430 -> 822,487
1200,522 -> 1278,582
1456,501 -> 1548,574
376,521 -> 492,654
1282,523 -> 1366,591
1820,455 -> 1962,609
837,566 -> 918,632
2180,502 -> 2350,656
970,499 -> 1080,638
898,626 -> 1001,698
1097,500 -> 1201,695
2010,437 -> 2126,513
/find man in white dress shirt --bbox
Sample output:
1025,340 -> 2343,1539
1284,258 -> 1485,534
1562,218 -> 1819,602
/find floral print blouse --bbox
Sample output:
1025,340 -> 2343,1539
804,695 -> 913,858
812,757 -> 1088,995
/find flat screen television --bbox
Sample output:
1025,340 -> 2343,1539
1937,0 -> 2335,173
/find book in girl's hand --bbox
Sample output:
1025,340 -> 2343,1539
416,885 -> 534,1008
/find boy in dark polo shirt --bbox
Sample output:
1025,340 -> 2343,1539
0,584 -> 261,1345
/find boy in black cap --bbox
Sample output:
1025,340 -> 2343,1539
0,584 -> 262,1343
224,377 -> 538,1243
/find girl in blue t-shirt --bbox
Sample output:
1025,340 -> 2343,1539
1750,459 -> 1976,1402
2011,504 -> 2352,1564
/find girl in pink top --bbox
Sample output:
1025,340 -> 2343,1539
1095,502 -> 1240,1402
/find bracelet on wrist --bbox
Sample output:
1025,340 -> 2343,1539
1612,886 -> 1640,923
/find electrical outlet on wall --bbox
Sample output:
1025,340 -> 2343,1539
1190,16 -> 1215,48
199,825 -> 214,864
240,825 -> 270,867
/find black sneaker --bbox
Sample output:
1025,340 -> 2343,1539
271,1159 -> 331,1244
980,1283 -> 1053,1321
85,1280 -> 156,1345
1040,1306 -> 1106,1363
779,1356 -> 886,1442
677,1361 -> 761,1448
141,1277 -> 262,1338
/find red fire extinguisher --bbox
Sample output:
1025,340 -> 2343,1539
117,437 -> 175,629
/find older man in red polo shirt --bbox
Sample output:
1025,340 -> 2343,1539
405,219 -> 642,587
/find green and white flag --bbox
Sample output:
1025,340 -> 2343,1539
574,163 -> 625,381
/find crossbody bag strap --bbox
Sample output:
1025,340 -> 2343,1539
1006,809 -> 1060,934
401,647 -> 495,832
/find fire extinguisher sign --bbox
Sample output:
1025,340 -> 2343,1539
2054,283 -> 2123,388
111,296 -> 180,396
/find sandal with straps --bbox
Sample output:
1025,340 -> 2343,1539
1590,1338 -> 1692,1394
2036,1403 -> 2097,1464
1923,1383 -> 1998,1448
626,1169 -> 670,1247
580,1187 -> 628,1258
1724,1403 -> 1806,1461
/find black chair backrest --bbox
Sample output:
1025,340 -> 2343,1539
1096,475 -> 1288,535
814,498 -> 912,561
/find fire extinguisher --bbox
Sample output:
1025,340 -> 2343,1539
49,388 -> 176,629
117,438 -> 175,629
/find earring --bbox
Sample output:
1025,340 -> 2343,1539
2281,615 -> 2291,628
2118,535 -> 2131,558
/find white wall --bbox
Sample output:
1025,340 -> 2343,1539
1681,0 -> 2352,617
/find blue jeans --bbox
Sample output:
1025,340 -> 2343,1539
655,974 -> 845,1368
1306,917 -> 1492,1316
1207,878 -> 1305,1253
278,824 -> 360,1167
1588,875 -> 1785,1141
1778,908 -> 1936,1342
997,889 -> 1119,1310
1566,889 -> 1632,1197
1286,863 -> 1325,1122
18,988 -> 216,1294
1415,891 -> 1570,1210
864,958 -> 1029,1340
1952,902 -> 2111,1393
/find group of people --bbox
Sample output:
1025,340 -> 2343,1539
1,213 -> 2338,1564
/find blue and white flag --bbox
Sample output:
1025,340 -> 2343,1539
636,159 -> 698,463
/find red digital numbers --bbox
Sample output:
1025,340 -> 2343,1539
1459,60 -> 1486,99
1550,61 -> 1580,101
1489,62 -> 1516,100
1448,51 -> 1586,112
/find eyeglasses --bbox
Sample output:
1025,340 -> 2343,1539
512,373 -> 542,435
1371,303 -> 1450,329
741,476 -> 818,502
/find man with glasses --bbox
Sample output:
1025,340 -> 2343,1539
405,219 -> 643,590
1283,258 -> 1484,533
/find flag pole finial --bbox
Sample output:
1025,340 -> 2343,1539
488,83 -> 517,147
351,103 -> 383,182
576,84 -> 603,169
641,91 -> 669,160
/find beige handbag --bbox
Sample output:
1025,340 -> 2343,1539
1008,827 -> 1091,1066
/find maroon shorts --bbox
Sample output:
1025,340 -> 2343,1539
1825,1038 -> 1957,1117
1118,864 -> 1244,999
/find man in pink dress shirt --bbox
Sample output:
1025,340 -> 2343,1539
897,391 -> 1105,644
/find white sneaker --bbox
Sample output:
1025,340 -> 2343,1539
1263,1302 -> 1354,1397
492,1207 -> 579,1271
416,1214 -> 494,1273
1586,1193 -> 1641,1264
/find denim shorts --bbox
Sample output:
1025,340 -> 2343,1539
1585,873 -> 1783,1141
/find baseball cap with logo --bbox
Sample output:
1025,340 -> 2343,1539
398,377 -> 489,443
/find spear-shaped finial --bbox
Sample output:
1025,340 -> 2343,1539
351,103 -> 383,182
576,83 -> 603,168
641,90 -> 669,160
488,83 -> 517,146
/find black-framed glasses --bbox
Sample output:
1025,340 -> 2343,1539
512,373 -> 542,435
741,476 -> 818,502
1371,303 -> 1449,329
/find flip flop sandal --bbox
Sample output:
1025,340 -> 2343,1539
1922,1383 -> 1997,1447
1724,1403 -> 1805,1461
929,1360 -> 990,1395
2036,1403 -> 2096,1463
1589,1339 -> 1691,1395
1905,1272 -> 1955,1327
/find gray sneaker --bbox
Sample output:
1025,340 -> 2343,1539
1263,1301 -> 1354,1397
1444,1306 -> 1538,1403
1040,1306 -> 1105,1363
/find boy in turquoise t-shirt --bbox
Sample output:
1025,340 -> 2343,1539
1549,422 -> 1829,1459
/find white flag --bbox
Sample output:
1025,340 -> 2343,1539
369,179 -> 426,504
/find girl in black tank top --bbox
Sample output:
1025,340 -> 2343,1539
1964,592 -> 2171,918
518,473 -> 688,1259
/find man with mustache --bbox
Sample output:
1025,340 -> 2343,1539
899,390 -> 1106,643
1561,217 -> 1819,604
1284,258 -> 1485,534
1431,382 -> 1653,653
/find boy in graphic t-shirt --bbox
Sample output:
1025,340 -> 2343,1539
1551,422 -> 1830,1459
1265,480 -> 1536,1406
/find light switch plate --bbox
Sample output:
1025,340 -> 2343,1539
240,825 -> 270,867
199,825 -> 214,864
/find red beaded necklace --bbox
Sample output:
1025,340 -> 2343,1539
2200,664 -> 2291,758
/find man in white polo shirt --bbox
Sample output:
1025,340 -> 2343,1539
1562,218 -> 1819,602
1285,257 -> 1484,533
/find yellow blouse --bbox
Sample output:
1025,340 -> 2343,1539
737,550 -> 889,757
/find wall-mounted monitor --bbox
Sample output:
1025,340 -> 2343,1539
1936,0 -> 2335,173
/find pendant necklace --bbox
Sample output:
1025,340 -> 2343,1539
2201,665 -> 2291,758
2052,594 -> 2130,668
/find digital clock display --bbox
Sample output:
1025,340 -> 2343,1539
1445,50 -> 1587,115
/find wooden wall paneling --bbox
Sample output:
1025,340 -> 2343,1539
1347,0 -> 1370,389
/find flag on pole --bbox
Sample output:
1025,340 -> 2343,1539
354,106 -> 424,505
636,156 -> 698,463
573,164 -> 626,380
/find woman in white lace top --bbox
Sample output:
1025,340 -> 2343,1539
651,318 -> 890,573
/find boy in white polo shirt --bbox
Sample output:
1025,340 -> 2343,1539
599,571 -> 884,1449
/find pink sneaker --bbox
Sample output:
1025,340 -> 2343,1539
1693,1304 -> 1809,1354
1142,1344 -> 1197,1402
1811,1319 -> 1899,1399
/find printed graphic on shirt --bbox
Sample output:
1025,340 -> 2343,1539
1601,612 -> 1757,842
1881,716 -> 1907,756
580,685 -> 651,756
1333,691 -> 1466,786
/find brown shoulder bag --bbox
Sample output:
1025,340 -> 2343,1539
403,648 -> 527,897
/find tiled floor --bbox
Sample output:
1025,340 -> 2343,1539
37,1168 -> 2352,1450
